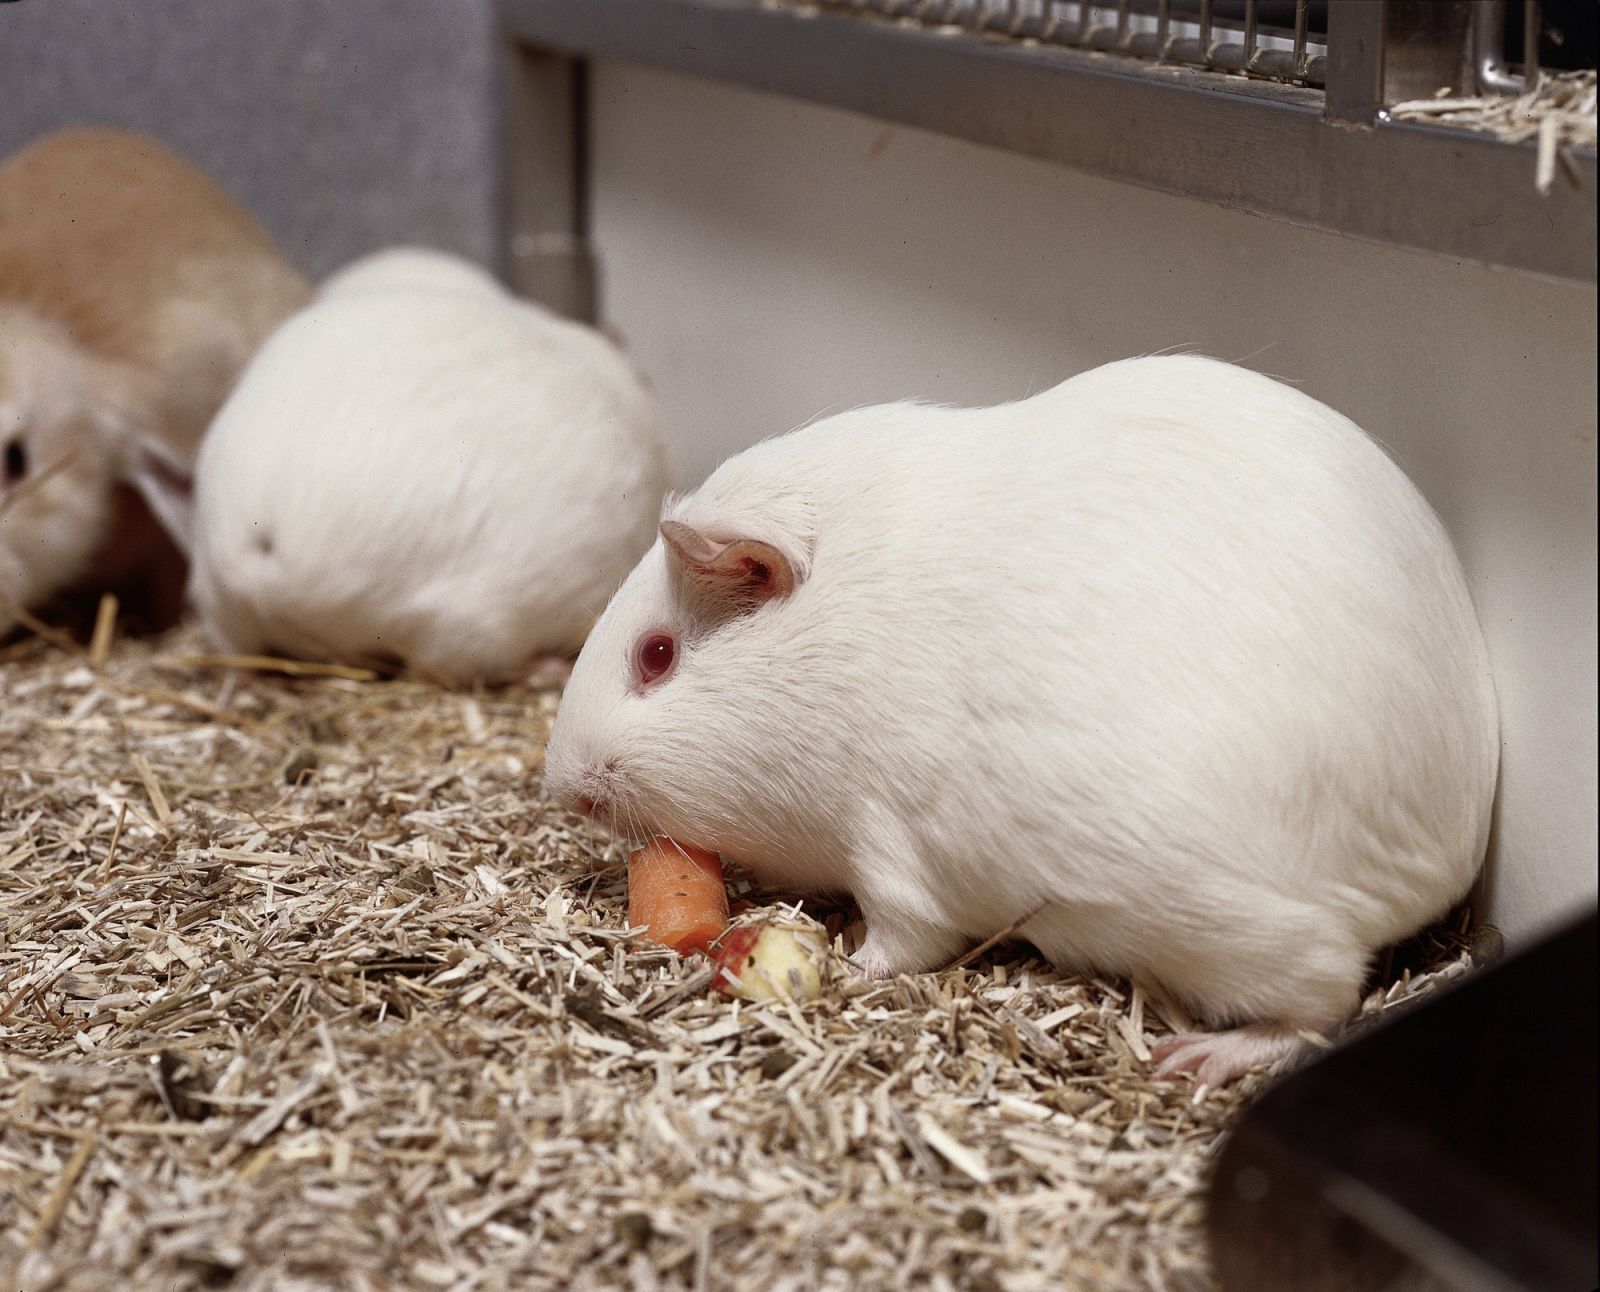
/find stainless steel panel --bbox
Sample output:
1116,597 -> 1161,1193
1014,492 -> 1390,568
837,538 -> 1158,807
501,44 -> 598,320
499,0 -> 1596,282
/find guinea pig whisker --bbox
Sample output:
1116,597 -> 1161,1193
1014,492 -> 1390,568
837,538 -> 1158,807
621,797 -> 647,849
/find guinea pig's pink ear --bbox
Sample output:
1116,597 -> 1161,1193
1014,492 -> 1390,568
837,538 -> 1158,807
660,519 -> 795,609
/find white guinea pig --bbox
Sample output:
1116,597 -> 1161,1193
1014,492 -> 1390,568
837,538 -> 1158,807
316,245 -> 505,302
187,248 -> 670,684
544,355 -> 1499,1086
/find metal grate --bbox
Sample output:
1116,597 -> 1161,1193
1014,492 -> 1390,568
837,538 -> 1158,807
808,1 -> 1328,87
498,0 -> 1598,285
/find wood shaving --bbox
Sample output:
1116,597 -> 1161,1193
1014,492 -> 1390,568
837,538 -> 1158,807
1389,71 -> 1598,194
1,623 -> 1480,1290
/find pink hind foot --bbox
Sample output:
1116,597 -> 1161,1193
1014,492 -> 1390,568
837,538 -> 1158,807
1150,1023 -> 1321,1088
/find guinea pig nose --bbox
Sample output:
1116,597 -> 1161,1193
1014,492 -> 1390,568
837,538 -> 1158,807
561,759 -> 619,819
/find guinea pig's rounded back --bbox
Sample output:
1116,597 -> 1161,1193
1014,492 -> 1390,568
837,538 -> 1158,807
1028,357 -> 1499,947
190,286 -> 667,681
317,247 -> 506,303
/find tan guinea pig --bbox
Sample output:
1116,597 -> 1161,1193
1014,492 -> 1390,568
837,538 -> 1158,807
0,127 -> 310,635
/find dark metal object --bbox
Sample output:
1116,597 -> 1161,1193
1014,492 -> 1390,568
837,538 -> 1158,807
1323,0 -> 1389,121
498,0 -> 1597,283
500,42 -> 597,321
1326,1 -> 1482,121
826,0 -> 1332,85
1209,914 -> 1599,1292
1513,0 -> 1599,74
1384,1 -> 1480,103
1477,0 -> 1543,93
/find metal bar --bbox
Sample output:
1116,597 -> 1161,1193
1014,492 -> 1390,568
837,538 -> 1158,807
499,41 -> 597,320
1383,1 -> 1479,105
848,0 -> 1323,82
1131,0 -> 1169,60
1323,0 -> 1386,123
983,0 -> 1015,35
499,0 -> 1596,283
1476,0 -> 1524,93
1165,0 -> 1213,68
1292,0 -> 1308,79
1090,0 -> 1124,52
1522,0 -> 1541,87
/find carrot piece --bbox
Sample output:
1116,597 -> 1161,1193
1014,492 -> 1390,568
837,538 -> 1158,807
626,838 -> 729,954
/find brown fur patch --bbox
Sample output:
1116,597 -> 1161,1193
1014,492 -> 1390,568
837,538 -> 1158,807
26,485 -> 187,639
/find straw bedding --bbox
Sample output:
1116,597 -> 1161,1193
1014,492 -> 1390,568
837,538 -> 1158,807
1,615 -> 1482,1292
1388,69 -> 1598,194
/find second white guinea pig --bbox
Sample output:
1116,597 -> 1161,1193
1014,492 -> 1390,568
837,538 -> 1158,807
315,245 -> 505,302
188,248 -> 670,683
543,355 -> 1499,1086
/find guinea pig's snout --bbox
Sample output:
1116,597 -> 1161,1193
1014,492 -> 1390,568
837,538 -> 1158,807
558,759 -> 621,821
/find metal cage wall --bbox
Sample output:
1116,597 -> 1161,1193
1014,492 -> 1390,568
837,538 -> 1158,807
497,0 -> 1597,322
812,0 -> 1335,86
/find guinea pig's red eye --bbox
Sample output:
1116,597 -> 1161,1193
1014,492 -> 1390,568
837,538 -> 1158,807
635,633 -> 677,686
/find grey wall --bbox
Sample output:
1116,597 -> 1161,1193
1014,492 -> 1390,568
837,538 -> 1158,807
0,0 -> 504,279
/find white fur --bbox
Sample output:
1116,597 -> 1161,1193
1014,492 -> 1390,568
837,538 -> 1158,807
544,355 -> 1499,1054
316,246 -> 504,302
188,249 -> 671,683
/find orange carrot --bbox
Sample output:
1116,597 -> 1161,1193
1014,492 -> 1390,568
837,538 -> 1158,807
627,838 -> 729,954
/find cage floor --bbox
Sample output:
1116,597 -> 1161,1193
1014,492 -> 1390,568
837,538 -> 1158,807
0,623 -> 1475,1292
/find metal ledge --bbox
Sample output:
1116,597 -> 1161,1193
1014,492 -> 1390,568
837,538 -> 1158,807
499,0 -> 1596,283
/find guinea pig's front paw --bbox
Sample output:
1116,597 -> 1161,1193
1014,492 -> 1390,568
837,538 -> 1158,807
846,918 -> 966,979
847,938 -> 897,980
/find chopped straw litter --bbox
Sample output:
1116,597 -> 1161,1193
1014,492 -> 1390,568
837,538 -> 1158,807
1,611 -> 1486,1291
1389,70 -> 1598,194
